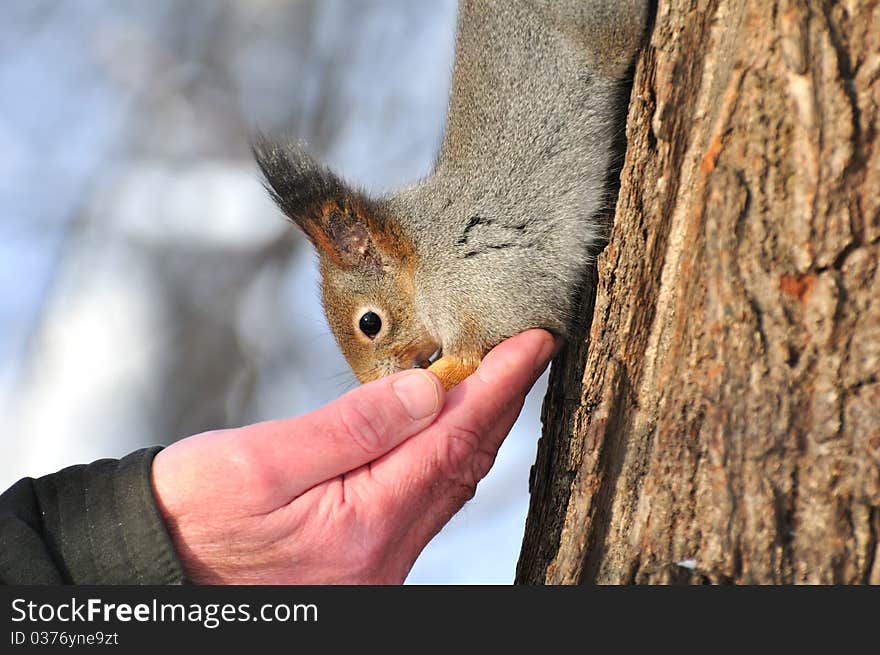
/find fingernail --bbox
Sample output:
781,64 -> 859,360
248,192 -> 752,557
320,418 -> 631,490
534,336 -> 556,373
392,370 -> 440,420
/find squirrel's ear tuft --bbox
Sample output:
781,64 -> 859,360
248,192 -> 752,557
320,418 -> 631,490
252,135 -> 342,230
252,136 -> 409,271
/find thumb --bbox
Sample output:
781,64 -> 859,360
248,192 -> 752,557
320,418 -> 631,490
240,368 -> 446,500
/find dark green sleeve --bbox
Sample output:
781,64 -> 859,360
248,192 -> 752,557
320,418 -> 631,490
0,447 -> 187,585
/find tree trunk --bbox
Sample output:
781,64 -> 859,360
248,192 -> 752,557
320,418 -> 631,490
517,0 -> 880,584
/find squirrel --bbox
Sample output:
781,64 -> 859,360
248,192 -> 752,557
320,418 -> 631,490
254,0 -> 649,390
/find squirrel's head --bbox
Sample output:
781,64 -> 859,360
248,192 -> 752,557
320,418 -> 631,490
253,138 -> 439,383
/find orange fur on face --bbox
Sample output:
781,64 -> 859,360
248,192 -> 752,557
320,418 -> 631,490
319,254 -> 435,386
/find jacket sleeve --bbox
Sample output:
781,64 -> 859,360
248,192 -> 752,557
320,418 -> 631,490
0,447 -> 188,585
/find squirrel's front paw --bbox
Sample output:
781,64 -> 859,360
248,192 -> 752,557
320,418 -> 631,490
428,355 -> 480,391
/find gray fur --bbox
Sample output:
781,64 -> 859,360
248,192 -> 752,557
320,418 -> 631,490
256,0 -> 650,375
385,0 -> 649,351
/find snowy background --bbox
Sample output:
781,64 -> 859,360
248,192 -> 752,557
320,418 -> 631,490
0,0 -> 547,584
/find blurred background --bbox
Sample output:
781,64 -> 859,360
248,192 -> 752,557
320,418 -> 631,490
0,0 -> 548,583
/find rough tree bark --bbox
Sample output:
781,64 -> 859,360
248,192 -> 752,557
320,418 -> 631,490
517,0 -> 880,584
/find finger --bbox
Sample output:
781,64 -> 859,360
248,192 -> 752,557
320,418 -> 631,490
368,329 -> 554,510
474,328 -> 556,390
288,330 -> 554,576
455,328 -> 555,442
239,368 -> 445,502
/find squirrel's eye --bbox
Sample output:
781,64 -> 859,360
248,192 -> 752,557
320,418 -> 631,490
358,311 -> 382,338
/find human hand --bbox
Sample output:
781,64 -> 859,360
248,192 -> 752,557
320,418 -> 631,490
151,329 -> 556,584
